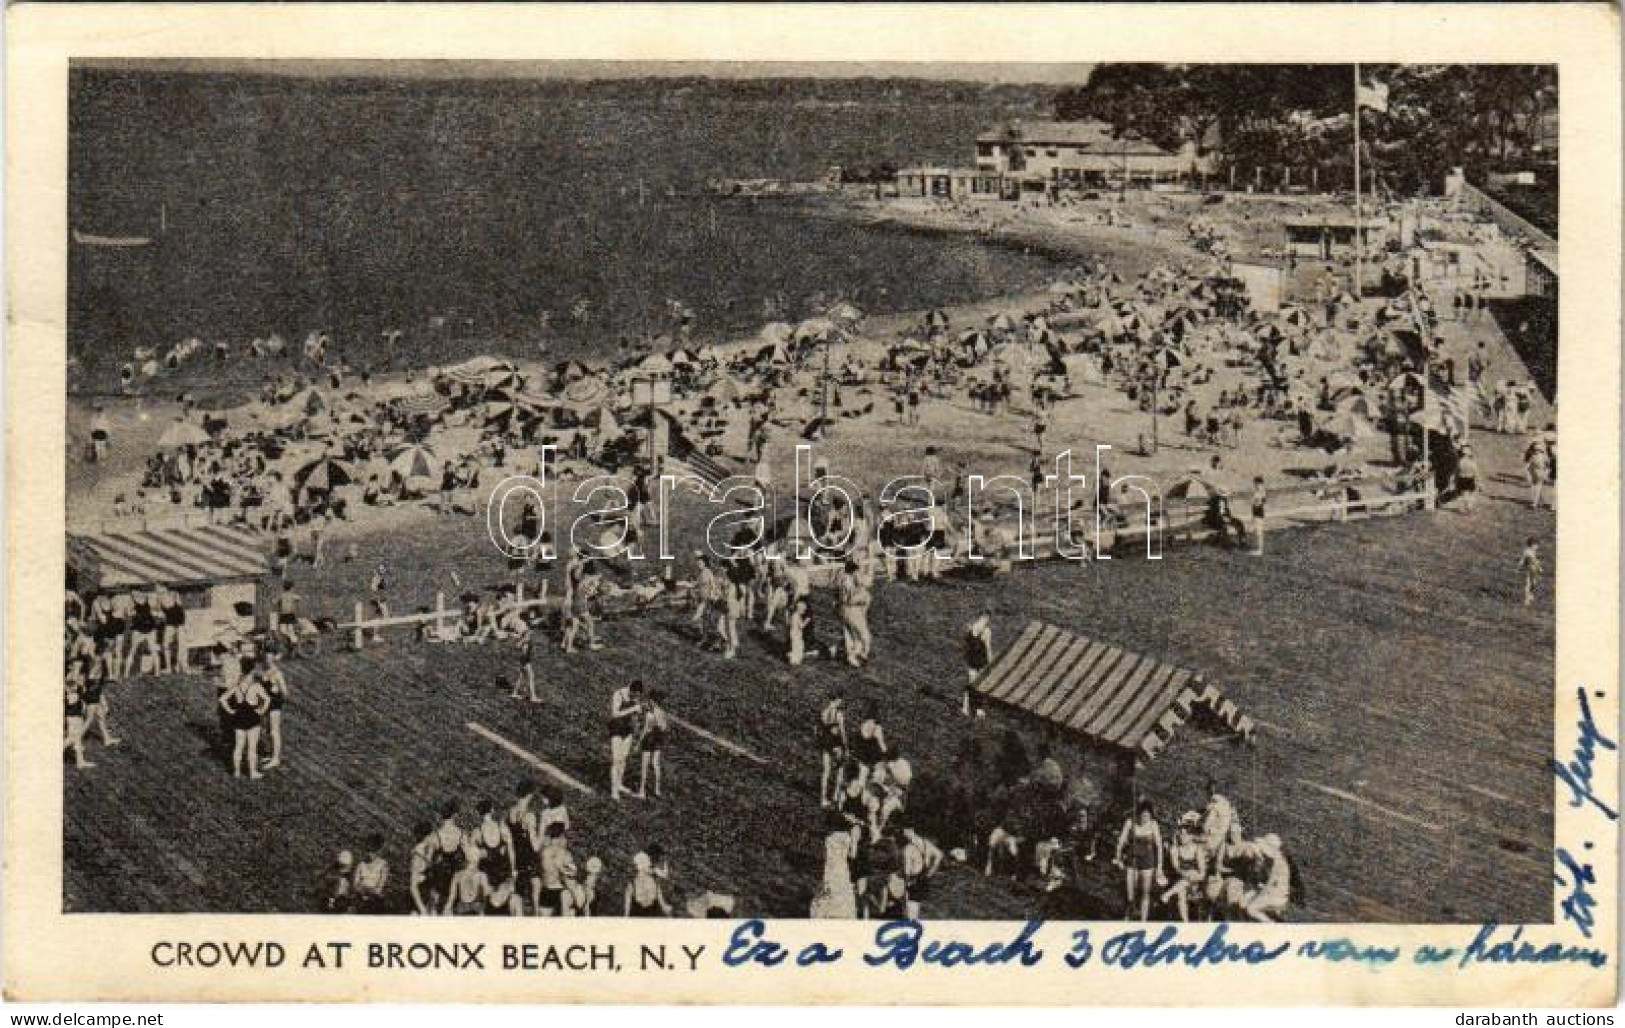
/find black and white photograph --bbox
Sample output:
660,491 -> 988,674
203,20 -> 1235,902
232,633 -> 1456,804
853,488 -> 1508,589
60,55 -> 1568,930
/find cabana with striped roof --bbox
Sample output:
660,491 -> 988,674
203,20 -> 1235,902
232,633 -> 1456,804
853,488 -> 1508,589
974,620 -> 1255,768
67,524 -> 271,654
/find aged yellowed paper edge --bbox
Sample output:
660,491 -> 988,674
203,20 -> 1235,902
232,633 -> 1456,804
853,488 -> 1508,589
5,2 -> 1621,1005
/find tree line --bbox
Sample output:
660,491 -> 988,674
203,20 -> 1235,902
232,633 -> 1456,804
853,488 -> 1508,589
1052,64 -> 1556,194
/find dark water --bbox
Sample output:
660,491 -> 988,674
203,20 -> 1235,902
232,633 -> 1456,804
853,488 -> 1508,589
69,70 -> 1066,392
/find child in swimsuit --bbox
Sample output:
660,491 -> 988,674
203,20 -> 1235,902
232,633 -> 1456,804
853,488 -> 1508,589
638,689 -> 668,800
623,852 -> 670,917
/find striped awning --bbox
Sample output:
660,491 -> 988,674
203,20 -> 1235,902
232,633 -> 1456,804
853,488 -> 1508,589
392,391 -> 450,417
68,525 -> 269,590
975,620 -> 1254,761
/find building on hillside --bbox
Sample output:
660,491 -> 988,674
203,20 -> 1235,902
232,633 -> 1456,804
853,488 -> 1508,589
893,165 -> 1004,201
1524,248 -> 1558,300
974,119 -> 1198,190
1282,214 -> 1390,259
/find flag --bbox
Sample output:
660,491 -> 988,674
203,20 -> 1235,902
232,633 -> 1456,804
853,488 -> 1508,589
1357,80 -> 1389,114
662,413 -> 734,489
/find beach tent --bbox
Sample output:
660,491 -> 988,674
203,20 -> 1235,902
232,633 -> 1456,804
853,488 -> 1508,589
156,418 -> 211,450
974,620 -> 1255,764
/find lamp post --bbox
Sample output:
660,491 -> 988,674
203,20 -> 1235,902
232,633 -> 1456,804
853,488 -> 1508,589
632,373 -> 673,473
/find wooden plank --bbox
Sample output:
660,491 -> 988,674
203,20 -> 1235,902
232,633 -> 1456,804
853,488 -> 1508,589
467,722 -> 595,795
1081,652 -> 1159,738
1003,632 -> 1087,710
1010,635 -> 1091,715
1117,668 -> 1193,749
974,620 -> 1045,699
1060,649 -> 1138,732
1047,645 -> 1125,727
666,712 -> 770,765
1103,662 -> 1178,746
1033,640 -> 1111,719
984,623 -> 1065,705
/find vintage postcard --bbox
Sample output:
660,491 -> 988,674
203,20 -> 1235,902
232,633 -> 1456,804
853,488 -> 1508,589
4,2 -> 1620,1007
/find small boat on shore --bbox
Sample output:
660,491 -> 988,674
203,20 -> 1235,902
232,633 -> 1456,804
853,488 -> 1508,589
72,229 -> 153,248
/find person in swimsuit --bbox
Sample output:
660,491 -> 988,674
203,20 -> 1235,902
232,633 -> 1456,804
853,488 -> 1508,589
863,870 -> 910,921
637,688 -> 669,800
422,801 -> 465,914
469,799 -> 516,889
107,591 -> 134,680
485,876 -> 523,916
1249,476 -> 1268,555
608,680 -> 644,800
1160,813 -> 1208,922
64,678 -> 93,769
259,653 -> 289,770
126,589 -> 161,677
851,710 -> 888,790
352,833 -> 390,914
574,856 -> 605,917
1114,799 -> 1165,921
80,661 -> 120,750
507,780 -> 542,915
157,585 -> 188,673
219,667 -> 271,779
443,848 -> 489,916
962,615 -> 993,717
511,620 -> 544,702
899,822 -> 943,919
623,852 -> 670,917
535,822 -> 576,916
1243,833 -> 1292,922
818,692 -> 848,808
322,851 -> 355,913
407,822 -> 438,915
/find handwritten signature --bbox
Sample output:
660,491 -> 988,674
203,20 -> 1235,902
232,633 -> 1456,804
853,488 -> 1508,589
1553,848 -> 1598,939
1551,688 -> 1617,820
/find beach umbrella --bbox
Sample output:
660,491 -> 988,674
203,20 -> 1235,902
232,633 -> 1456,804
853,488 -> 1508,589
387,443 -> 439,481
758,322 -> 794,346
827,301 -> 865,325
294,456 -> 356,493
286,386 -> 327,417
156,418 -> 211,450
988,312 -> 1019,332
707,374 -> 745,403
1278,306 -> 1314,328
561,376 -> 610,408
794,317 -> 841,342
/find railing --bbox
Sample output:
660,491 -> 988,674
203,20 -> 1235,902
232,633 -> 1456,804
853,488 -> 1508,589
1460,181 -> 1557,254
67,510 -> 223,536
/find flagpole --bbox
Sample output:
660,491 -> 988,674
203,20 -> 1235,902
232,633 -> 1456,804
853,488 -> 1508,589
1353,63 -> 1363,298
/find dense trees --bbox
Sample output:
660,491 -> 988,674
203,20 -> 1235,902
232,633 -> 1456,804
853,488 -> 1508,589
1054,64 -> 1556,194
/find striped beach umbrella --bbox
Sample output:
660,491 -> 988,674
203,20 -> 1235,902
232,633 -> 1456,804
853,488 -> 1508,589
294,456 -> 356,492
387,444 -> 439,481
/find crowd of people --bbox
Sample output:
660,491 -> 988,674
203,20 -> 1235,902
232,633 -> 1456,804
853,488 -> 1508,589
68,187 -> 1553,921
